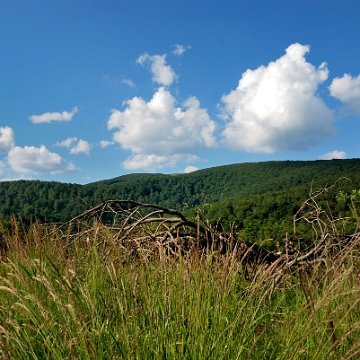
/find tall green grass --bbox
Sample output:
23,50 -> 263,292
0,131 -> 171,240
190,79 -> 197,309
0,220 -> 360,359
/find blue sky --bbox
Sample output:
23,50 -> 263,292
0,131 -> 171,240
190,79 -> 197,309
1,0 -> 360,184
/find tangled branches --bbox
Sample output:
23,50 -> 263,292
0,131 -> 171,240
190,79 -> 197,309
50,178 -> 360,281
292,177 -> 360,266
54,199 -> 210,255
53,199 -> 280,265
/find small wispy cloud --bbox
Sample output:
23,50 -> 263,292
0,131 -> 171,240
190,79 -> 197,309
103,75 -> 136,87
137,53 -> 177,86
29,107 -> 79,124
103,74 -> 119,83
55,137 -> 78,148
99,140 -> 115,148
184,165 -> 198,173
122,78 -> 135,87
55,137 -> 91,155
172,44 -> 191,56
0,160 -> 5,177
319,150 -> 347,160
69,139 -> 91,155
122,154 -> 199,171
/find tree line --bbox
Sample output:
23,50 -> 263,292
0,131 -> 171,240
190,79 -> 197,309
1,159 -> 360,246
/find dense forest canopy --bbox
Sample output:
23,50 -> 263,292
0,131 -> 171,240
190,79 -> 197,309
1,159 -> 360,245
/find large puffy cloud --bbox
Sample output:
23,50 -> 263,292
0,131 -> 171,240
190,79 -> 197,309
137,53 -> 177,86
220,43 -> 336,153
29,107 -> 78,124
0,126 -> 15,153
329,74 -> 360,115
8,145 -> 77,174
107,87 -> 217,170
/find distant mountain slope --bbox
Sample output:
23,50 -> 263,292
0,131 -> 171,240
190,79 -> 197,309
90,173 -> 167,186
88,159 -> 360,205
0,159 -> 360,224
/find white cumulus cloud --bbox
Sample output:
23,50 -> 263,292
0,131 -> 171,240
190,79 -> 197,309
99,140 -> 115,148
172,44 -> 191,56
329,73 -> 360,115
55,137 -> 91,155
319,150 -> 347,160
122,154 -> 199,171
107,87 -> 217,170
0,126 -> 15,153
220,43 -> 336,153
137,53 -> 177,86
8,145 -> 77,174
0,160 -> 5,177
55,137 -> 78,148
70,139 -> 91,155
184,165 -> 199,173
29,107 -> 78,124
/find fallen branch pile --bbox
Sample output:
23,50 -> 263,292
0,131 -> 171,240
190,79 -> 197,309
51,179 -> 360,280
53,199 -> 279,264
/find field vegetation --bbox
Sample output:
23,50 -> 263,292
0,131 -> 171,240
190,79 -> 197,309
1,180 -> 360,359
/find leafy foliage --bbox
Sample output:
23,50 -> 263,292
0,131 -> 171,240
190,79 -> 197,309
1,159 -> 360,245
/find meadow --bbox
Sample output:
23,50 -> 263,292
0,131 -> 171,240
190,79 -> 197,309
1,188 -> 360,359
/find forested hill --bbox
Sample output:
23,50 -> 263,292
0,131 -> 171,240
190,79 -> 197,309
91,159 -> 360,200
1,159 -> 360,224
